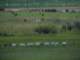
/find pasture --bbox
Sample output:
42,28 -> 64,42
0,11 -> 80,60
0,47 -> 80,60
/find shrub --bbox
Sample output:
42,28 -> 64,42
74,21 -> 80,30
62,21 -> 80,32
24,19 -> 27,22
34,25 -> 58,34
0,32 -> 8,36
10,11 -> 18,16
0,32 -> 14,36
62,23 -> 74,32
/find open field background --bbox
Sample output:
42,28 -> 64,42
0,11 -> 80,60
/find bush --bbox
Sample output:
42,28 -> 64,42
24,19 -> 27,22
0,32 -> 14,36
62,21 -> 80,32
62,23 -> 74,32
0,32 -> 7,36
10,11 -> 18,16
74,21 -> 80,30
34,25 -> 59,34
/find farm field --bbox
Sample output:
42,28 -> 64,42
0,11 -> 80,60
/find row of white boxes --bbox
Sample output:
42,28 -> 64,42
0,41 -> 67,47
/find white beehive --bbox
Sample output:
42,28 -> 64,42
35,42 -> 41,46
19,43 -> 26,47
62,41 -> 67,45
43,42 -> 50,46
50,42 -> 55,45
27,42 -> 34,46
11,43 -> 16,47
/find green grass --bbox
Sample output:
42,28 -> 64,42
0,47 -> 80,60
0,11 -> 80,60
0,12 -> 80,20
0,12 -> 80,43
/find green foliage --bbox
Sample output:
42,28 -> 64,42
0,12 -> 80,43
0,32 -> 14,36
34,25 -> 60,34
74,21 -> 80,30
62,23 -> 73,32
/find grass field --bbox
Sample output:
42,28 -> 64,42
0,11 -> 80,60
0,47 -> 80,60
